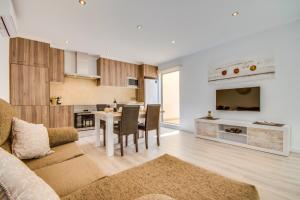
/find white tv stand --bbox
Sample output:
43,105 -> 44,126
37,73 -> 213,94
194,118 -> 290,156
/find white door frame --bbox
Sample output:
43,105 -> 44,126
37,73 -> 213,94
159,66 -> 181,129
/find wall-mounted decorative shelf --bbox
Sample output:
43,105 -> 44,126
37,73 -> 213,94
208,58 -> 275,82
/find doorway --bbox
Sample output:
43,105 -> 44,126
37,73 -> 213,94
161,70 -> 180,126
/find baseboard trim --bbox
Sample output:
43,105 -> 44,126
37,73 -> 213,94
291,148 -> 300,154
160,123 -> 180,130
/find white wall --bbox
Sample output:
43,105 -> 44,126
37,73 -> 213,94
159,20 -> 300,151
0,36 -> 9,102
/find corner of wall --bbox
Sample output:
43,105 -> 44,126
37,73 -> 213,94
0,36 -> 10,102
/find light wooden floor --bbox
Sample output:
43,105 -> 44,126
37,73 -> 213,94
77,128 -> 300,200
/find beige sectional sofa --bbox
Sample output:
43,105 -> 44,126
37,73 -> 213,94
0,99 -> 106,198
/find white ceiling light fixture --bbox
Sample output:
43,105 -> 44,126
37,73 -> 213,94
65,40 -> 69,44
232,11 -> 239,16
136,25 -> 143,30
79,0 -> 86,6
171,40 -> 176,44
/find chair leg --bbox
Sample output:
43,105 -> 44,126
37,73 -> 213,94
145,131 -> 148,149
120,134 -> 124,156
126,135 -> 128,146
103,128 -> 106,146
156,128 -> 160,146
134,133 -> 138,152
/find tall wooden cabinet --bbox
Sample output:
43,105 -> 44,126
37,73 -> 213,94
9,37 -> 51,127
13,106 -> 50,127
10,64 -> 49,105
10,37 -> 49,68
49,48 -> 64,82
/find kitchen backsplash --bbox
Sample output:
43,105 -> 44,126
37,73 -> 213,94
50,77 -> 136,105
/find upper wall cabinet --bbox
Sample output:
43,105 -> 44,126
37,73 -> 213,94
10,37 -> 50,68
49,48 -> 64,82
98,58 -> 127,87
143,64 -> 158,79
127,63 -> 139,79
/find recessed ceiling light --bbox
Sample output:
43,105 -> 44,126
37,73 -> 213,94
232,11 -> 239,16
79,0 -> 86,6
136,25 -> 143,30
171,40 -> 176,44
65,40 -> 69,44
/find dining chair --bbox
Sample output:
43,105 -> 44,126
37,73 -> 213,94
96,104 -> 108,146
114,105 -> 140,156
138,104 -> 161,149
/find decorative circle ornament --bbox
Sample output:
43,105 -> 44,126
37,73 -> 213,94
233,68 -> 240,74
250,65 -> 257,71
221,70 -> 227,76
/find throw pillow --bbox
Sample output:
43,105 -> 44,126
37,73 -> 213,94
0,147 -> 60,200
12,118 -> 53,159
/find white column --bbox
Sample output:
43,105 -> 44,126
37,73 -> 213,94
105,115 -> 114,157
95,117 -> 101,147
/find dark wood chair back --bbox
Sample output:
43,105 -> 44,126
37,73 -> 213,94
96,104 -> 108,111
120,105 -> 140,136
145,104 -> 160,131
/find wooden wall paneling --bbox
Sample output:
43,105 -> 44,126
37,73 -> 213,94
50,106 -> 74,128
49,48 -> 64,82
14,106 -> 50,127
10,64 -> 49,106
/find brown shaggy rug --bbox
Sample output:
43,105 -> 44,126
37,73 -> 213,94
62,154 -> 259,200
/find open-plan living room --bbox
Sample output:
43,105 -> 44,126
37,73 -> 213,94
0,0 -> 300,200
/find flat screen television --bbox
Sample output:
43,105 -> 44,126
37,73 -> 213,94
216,87 -> 260,111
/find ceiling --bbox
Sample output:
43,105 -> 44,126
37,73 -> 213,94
12,0 -> 300,65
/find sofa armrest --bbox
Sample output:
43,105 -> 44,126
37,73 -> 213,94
47,127 -> 78,148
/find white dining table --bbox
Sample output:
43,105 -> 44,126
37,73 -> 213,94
92,111 -> 146,156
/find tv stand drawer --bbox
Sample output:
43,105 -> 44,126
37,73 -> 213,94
195,122 -> 218,138
247,127 -> 283,151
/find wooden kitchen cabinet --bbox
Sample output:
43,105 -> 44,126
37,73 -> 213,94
98,58 -> 127,87
127,63 -> 139,79
143,64 -> 158,79
50,105 -> 74,128
10,64 -> 49,106
10,37 -> 50,68
14,106 -> 50,127
49,48 -> 64,82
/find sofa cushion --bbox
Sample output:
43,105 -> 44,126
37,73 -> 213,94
0,99 -> 15,146
24,142 -> 84,170
34,155 -> 106,197
0,140 -> 12,154
0,147 -> 60,200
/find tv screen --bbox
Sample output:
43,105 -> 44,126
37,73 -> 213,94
216,87 -> 260,111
